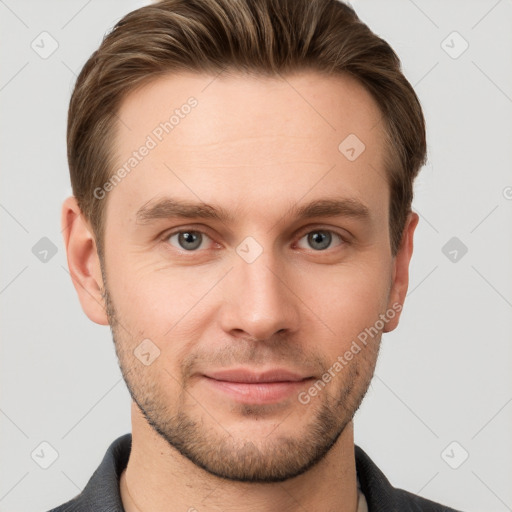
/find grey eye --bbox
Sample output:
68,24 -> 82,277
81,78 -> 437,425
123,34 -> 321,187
308,231 -> 331,250
297,230 -> 342,251
168,231 -> 205,251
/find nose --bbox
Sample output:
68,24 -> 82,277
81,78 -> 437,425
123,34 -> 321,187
218,248 -> 300,342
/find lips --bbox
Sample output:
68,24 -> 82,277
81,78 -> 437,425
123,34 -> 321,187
203,368 -> 310,383
201,368 -> 314,404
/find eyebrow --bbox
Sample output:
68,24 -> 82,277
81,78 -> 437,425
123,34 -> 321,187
135,196 -> 370,225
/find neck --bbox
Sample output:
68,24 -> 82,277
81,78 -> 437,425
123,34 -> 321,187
120,402 -> 359,512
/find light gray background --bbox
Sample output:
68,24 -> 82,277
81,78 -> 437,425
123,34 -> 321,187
1,1 -> 511,511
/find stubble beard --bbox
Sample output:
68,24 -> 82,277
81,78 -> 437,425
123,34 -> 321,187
100,277 -> 378,483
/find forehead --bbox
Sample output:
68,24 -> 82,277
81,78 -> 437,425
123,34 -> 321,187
108,70 -> 388,224
116,69 -> 384,146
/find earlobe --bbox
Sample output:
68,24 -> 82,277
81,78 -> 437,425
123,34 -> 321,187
61,196 -> 109,326
383,211 -> 419,333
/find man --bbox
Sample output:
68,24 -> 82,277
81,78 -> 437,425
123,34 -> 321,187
50,0 -> 462,510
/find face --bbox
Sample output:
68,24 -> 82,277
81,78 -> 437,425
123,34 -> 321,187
93,70 -> 412,482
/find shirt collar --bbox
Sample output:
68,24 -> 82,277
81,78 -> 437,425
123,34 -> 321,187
52,433 -> 408,512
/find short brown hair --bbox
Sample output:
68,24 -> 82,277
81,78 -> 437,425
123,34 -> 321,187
67,0 -> 426,258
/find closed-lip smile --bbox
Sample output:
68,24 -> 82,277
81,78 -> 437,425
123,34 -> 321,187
201,368 -> 314,404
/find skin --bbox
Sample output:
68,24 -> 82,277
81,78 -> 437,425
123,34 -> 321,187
62,70 -> 418,512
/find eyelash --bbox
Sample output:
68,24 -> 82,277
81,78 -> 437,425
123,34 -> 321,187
161,226 -> 349,254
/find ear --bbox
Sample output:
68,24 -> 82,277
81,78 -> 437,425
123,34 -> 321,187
383,211 -> 419,333
61,196 -> 109,325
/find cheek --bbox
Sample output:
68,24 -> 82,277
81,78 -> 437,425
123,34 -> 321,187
299,261 -> 391,352
108,259 -> 220,341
